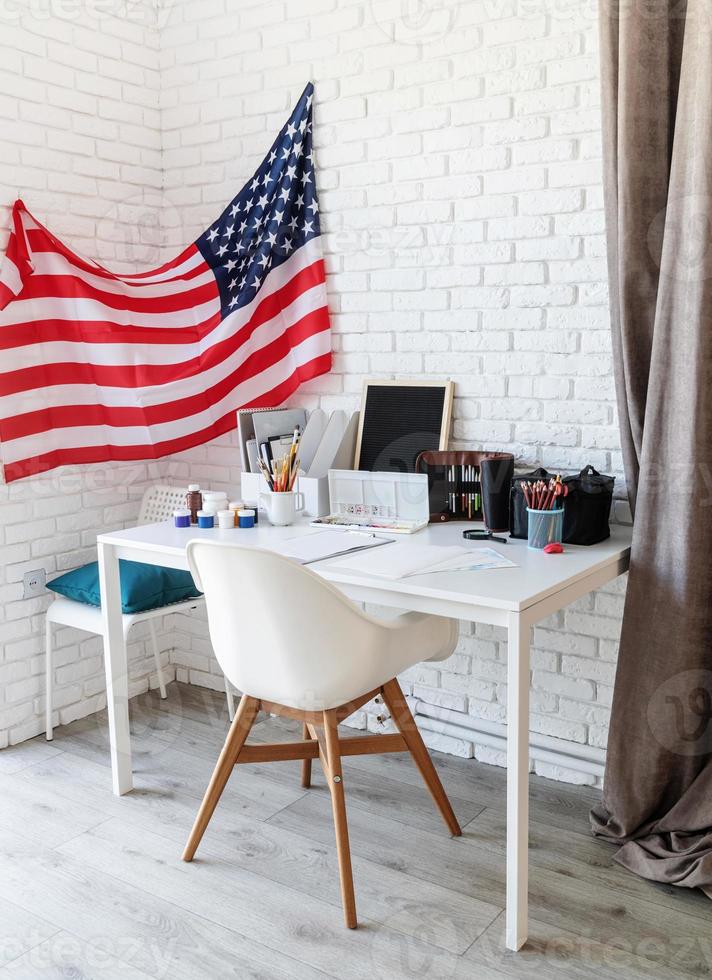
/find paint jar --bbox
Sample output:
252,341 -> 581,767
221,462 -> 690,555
173,508 -> 191,528
243,500 -> 259,524
217,509 -> 234,529
229,500 -> 244,527
526,507 -> 564,550
202,491 -> 228,516
186,484 -> 202,524
238,509 -> 255,528
197,510 -> 214,529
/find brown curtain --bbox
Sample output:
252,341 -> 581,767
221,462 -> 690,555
591,0 -> 712,894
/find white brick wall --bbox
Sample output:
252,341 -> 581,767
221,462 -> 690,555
158,0 -> 624,785
0,0 -> 625,784
0,2 -> 170,746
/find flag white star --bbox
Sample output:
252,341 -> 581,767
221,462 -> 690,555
301,171 -> 312,185
296,193 -> 304,207
261,172 -> 270,186
245,197 -> 253,209
229,277 -> 237,289
258,253 -> 270,269
268,149 -> 277,164
289,215 -> 299,232
279,186 -> 290,203
298,117 -> 307,134
229,295 -> 238,308
207,227 -> 218,242
266,231 -> 277,247
281,146 -> 291,161
230,203 -> 240,218
217,244 -> 228,256
223,224 -> 234,237
250,178 -> 259,192
283,237 -> 293,253
239,220 -> 248,234
258,193 -> 269,209
307,200 -> 319,214
240,276 -> 247,288
306,93 -> 313,108
251,276 -> 261,289
286,164 -> 297,180
306,150 -> 315,165
303,220 -> 314,234
286,122 -> 297,138
226,258 -> 237,271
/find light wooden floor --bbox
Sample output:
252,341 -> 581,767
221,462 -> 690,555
0,683 -> 709,979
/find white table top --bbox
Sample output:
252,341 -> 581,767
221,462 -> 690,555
98,518 -> 632,614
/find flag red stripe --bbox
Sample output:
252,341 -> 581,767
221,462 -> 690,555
1,352 -> 332,482
0,258 -> 325,354
0,262 -> 326,398
13,270 -> 218,314
25,235 -> 207,289
23,222 -> 197,284
1,307 -> 330,440
0,283 -> 14,308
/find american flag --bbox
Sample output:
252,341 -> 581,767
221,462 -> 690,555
0,83 -> 331,483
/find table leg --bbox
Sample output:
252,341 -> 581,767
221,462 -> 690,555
506,610 -> 530,951
98,541 -> 133,795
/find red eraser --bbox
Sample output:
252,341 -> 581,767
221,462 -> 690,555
543,542 -> 564,554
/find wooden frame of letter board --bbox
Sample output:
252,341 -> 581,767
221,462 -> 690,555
353,379 -> 454,472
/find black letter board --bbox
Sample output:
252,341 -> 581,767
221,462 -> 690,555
354,380 -> 453,473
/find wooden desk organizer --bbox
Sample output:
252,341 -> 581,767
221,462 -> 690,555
415,450 -> 514,531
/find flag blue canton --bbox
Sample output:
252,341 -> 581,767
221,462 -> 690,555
195,82 -> 320,318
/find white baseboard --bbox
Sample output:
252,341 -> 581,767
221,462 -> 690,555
411,700 -> 606,779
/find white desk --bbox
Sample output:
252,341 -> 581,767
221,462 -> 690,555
96,518 -> 631,951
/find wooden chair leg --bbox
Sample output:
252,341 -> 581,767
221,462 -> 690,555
322,710 -> 357,929
301,722 -> 312,788
381,679 -> 462,837
182,694 -> 260,861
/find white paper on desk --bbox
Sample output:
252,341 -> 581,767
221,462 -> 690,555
422,546 -> 516,575
330,544 -> 462,580
273,530 -> 393,565
331,543 -> 516,580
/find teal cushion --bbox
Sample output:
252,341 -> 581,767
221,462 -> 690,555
48,560 -> 202,614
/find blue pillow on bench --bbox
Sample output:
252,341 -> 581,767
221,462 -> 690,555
48,560 -> 202,615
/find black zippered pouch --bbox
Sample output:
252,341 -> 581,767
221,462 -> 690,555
510,465 -> 615,545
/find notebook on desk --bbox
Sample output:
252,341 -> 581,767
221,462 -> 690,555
272,529 -> 393,565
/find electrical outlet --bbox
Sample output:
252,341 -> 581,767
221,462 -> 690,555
23,568 -> 46,599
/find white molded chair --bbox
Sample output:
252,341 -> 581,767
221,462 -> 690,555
182,540 -> 462,929
45,485 -> 236,740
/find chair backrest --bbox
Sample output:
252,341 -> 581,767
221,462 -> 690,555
139,485 -> 190,525
186,540 -> 397,710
